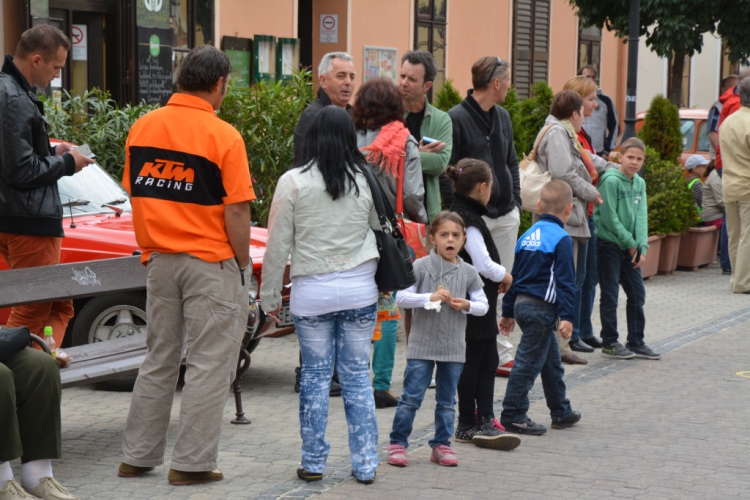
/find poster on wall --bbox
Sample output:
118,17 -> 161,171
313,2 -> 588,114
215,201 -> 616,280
222,36 -> 253,88
137,27 -> 173,106
363,46 -> 398,82
137,0 -> 170,29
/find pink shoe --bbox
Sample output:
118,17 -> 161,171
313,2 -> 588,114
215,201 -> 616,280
430,444 -> 458,467
386,443 -> 408,467
492,418 -> 506,432
496,360 -> 514,377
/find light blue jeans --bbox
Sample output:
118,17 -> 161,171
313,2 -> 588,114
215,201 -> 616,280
293,303 -> 378,481
389,359 -> 464,449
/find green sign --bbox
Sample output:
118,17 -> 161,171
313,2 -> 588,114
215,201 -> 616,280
226,50 -> 251,89
137,0 -> 170,29
149,34 -> 160,57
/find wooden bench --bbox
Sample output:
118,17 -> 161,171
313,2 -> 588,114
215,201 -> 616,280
1,256 -> 260,424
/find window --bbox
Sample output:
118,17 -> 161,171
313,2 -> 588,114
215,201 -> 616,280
578,20 -> 601,74
171,0 -> 215,91
512,0 -> 550,99
414,0 -> 447,101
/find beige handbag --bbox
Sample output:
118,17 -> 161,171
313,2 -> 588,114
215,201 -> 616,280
519,124 -> 555,214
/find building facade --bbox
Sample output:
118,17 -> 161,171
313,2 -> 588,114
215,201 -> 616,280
0,0 -> 732,137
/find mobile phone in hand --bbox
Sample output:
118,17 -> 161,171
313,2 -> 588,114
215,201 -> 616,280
422,136 -> 437,144
635,244 -> 642,262
76,144 -> 96,159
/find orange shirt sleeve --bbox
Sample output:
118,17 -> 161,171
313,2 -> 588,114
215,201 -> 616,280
221,135 -> 255,204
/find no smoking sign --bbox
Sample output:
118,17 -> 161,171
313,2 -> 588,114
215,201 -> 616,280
72,24 -> 87,61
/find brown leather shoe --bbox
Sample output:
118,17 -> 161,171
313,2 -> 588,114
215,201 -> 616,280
118,462 -> 154,478
167,469 -> 223,486
561,353 -> 588,365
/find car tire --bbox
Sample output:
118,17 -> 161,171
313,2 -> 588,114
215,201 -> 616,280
71,292 -> 147,346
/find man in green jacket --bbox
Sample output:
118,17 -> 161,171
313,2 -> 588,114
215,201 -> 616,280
399,50 -> 452,222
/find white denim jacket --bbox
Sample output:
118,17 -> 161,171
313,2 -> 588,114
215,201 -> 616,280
260,162 -> 380,312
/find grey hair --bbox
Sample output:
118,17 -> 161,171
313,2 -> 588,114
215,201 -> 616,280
471,56 -> 510,90
318,52 -> 354,76
739,77 -> 750,107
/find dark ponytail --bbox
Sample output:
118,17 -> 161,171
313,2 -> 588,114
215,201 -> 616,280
445,158 -> 493,196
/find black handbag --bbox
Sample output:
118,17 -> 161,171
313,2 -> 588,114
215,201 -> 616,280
0,327 -> 31,363
360,165 -> 417,292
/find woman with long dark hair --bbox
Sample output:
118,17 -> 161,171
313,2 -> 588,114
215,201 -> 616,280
261,106 -> 379,485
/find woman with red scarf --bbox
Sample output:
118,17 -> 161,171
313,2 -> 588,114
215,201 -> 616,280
353,78 -> 428,409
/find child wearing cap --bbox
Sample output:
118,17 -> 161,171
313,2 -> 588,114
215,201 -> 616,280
684,154 -> 709,225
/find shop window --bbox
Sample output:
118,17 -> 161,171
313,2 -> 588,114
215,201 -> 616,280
171,0 -> 215,90
578,21 -> 601,74
415,0 -> 447,100
512,0 -> 550,99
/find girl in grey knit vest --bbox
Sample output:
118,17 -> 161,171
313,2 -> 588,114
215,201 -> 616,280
388,212 -> 488,468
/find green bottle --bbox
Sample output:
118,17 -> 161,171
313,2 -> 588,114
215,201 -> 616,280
43,326 -> 56,358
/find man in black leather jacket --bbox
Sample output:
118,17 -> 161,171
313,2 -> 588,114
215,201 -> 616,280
0,25 -> 92,350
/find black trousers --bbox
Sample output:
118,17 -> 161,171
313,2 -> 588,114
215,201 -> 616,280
457,336 -> 499,424
0,347 -> 62,462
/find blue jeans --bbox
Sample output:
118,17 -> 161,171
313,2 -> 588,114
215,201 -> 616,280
294,303 -> 378,481
501,298 -> 572,424
390,359 -> 463,449
572,217 -> 598,342
596,239 -> 646,347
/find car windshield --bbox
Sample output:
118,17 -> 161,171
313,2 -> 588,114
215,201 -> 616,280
57,162 -> 132,214
681,120 -> 696,151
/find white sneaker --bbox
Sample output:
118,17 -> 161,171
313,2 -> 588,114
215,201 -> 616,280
25,478 -> 77,500
428,378 -> 436,388
0,479 -> 40,499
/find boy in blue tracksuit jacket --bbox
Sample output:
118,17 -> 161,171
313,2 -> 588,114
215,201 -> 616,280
499,180 -> 580,436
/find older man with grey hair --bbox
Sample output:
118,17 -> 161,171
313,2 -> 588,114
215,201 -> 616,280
718,76 -> 750,294
290,52 -> 356,396
293,52 -> 356,160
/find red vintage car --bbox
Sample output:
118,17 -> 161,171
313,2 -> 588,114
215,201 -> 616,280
0,142 -> 293,347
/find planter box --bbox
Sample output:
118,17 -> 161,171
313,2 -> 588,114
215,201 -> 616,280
658,233 -> 682,275
677,225 -> 720,270
641,235 -> 662,279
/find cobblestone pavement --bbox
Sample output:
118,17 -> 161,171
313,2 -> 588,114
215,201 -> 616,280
14,263 -> 749,499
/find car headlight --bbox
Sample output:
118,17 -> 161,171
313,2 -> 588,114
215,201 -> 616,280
247,274 -> 259,301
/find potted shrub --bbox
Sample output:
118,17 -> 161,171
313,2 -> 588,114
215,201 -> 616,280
643,147 -> 699,275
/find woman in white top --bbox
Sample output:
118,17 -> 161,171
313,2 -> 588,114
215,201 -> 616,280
260,106 -> 380,485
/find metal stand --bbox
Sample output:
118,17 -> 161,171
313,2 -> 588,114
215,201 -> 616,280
231,306 -> 266,425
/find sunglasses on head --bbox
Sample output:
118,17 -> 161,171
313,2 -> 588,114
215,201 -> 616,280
487,57 -> 505,85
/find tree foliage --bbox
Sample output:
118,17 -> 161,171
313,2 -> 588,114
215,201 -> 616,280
433,78 -> 463,112
41,89 -> 157,178
570,0 -> 750,105
638,94 -> 683,163
218,70 -> 315,226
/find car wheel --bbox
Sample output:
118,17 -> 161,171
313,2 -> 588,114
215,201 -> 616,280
71,292 -> 147,346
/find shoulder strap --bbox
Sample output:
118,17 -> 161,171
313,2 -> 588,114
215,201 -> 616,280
360,165 -> 402,236
526,124 -> 556,161
396,153 -> 406,217
687,178 -> 701,190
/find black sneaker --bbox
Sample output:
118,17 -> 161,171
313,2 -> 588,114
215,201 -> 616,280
625,343 -> 662,360
601,342 -> 636,359
471,416 -> 522,450
352,471 -> 375,485
297,467 -> 322,482
501,418 -> 547,436
454,422 -> 477,442
551,410 -> 581,429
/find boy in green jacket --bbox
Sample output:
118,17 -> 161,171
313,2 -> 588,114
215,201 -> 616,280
593,138 -> 661,360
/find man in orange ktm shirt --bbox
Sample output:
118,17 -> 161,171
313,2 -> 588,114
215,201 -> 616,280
118,45 -> 255,486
